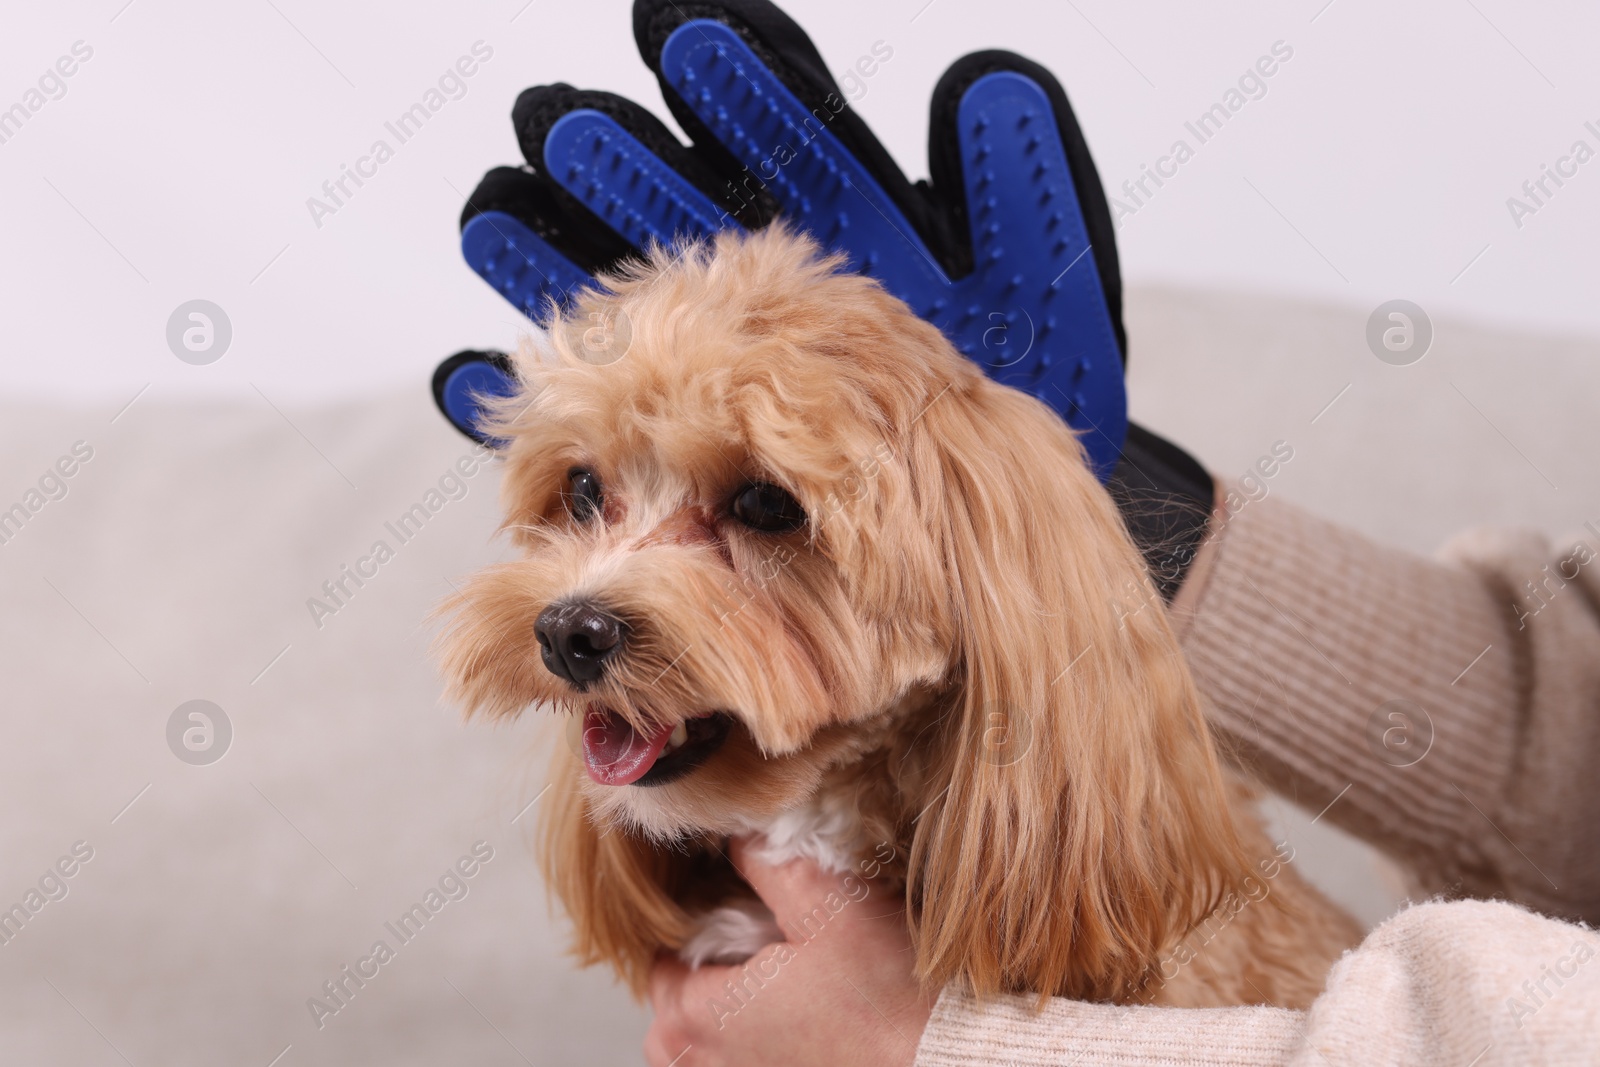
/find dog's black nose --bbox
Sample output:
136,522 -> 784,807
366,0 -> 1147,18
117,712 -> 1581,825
535,601 -> 625,686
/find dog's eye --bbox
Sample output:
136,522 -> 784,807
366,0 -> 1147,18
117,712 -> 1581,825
730,482 -> 807,534
565,468 -> 603,523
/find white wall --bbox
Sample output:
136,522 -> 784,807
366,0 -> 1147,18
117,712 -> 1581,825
3,0 -> 1596,402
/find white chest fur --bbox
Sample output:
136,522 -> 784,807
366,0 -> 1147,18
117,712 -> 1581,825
680,783 -> 869,967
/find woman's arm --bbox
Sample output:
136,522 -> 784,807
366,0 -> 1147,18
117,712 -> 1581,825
645,849 -> 1600,1066
920,899 -> 1599,1067
1171,494 -> 1600,922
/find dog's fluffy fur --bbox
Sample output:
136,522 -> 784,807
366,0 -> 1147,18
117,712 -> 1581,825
438,224 -> 1360,1008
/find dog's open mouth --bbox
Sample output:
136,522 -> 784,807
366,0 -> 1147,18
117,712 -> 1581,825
581,706 -> 732,787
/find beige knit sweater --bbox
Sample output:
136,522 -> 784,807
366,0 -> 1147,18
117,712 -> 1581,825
916,496 -> 1600,1066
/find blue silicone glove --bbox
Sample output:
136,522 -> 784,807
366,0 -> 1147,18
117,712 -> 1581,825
438,0 -> 1130,474
434,0 -> 1212,595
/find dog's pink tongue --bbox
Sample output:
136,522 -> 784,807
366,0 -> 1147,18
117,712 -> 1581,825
581,707 -> 674,786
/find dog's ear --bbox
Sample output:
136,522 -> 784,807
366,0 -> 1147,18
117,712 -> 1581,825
903,377 -> 1247,1002
538,746 -> 691,995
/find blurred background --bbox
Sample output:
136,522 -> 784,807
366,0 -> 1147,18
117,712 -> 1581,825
2,0 -> 1597,1063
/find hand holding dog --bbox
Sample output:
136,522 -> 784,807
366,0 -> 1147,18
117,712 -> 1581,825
644,838 -> 935,1067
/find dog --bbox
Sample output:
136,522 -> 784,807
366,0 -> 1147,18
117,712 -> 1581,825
437,223 -> 1360,1009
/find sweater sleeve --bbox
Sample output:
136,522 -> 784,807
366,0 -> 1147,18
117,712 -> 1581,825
1168,496 -> 1600,923
915,901 -> 1600,1067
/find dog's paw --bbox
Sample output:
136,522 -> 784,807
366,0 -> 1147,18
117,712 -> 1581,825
679,899 -> 784,968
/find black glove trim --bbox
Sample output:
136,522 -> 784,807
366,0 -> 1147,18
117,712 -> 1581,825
459,165 -> 632,276
1106,423 -> 1214,601
432,349 -> 518,446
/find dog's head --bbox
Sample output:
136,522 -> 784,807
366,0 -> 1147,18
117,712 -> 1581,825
438,224 -> 1245,1000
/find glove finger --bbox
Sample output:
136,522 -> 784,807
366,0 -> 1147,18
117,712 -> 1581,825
929,51 -> 1124,359
432,349 -> 518,446
515,84 -> 763,252
460,166 -> 612,320
929,52 -> 1128,478
648,16 -> 952,316
463,164 -> 636,273
634,1 -> 959,288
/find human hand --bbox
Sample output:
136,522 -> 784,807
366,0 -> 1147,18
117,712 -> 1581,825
434,0 -> 1214,598
643,838 -> 935,1067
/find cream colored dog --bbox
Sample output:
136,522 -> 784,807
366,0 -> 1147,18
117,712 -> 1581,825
438,224 -> 1358,1007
